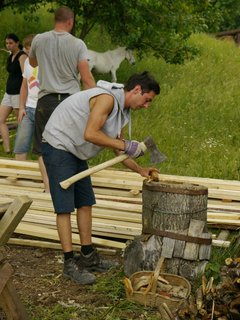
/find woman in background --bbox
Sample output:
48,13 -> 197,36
0,33 -> 27,153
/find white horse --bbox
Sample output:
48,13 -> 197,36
87,47 -> 135,82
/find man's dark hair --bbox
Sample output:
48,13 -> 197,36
54,6 -> 74,23
124,71 -> 160,95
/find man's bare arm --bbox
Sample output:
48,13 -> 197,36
29,56 -> 38,68
84,94 -> 125,151
78,59 -> 96,89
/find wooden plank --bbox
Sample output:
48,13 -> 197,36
15,222 -> 125,249
0,202 -> 12,214
0,263 -> 13,295
0,280 -> 29,319
21,213 -> 142,237
2,158 -> 240,192
0,196 -> 32,246
217,230 -> 230,241
207,212 -> 240,220
0,159 -> 239,248
183,219 -> 205,260
7,238 -> 117,255
0,248 -> 6,263
0,167 -> 41,180
207,218 -> 240,226
0,158 -> 39,170
173,230 -> 187,258
0,177 -> 44,191
199,233 -> 212,260
161,237 -> 175,258
211,239 -> 230,247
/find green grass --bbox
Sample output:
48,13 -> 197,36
87,33 -> 240,181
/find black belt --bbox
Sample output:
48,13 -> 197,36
46,93 -> 70,101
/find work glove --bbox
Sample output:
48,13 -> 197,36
124,140 -> 145,158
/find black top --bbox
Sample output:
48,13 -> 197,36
6,50 -> 26,94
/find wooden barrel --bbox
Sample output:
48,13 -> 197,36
142,180 -> 208,233
124,180 -> 211,281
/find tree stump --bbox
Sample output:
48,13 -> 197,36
124,180 -> 212,282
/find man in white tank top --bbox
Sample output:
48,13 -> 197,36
42,71 -> 161,286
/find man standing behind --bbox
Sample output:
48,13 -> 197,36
29,6 -> 95,191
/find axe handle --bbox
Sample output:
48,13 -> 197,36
60,153 -> 129,189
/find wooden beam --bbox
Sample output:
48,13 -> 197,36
0,196 -> 32,246
14,222 -> 125,249
7,238 -> 117,255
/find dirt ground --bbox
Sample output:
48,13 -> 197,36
2,244 -> 140,320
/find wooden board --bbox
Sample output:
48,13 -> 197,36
0,196 -> 32,246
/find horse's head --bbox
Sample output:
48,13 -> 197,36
125,49 -> 136,65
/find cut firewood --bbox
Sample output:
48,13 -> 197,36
202,274 -> 207,295
206,276 -> 214,294
196,286 -> 203,310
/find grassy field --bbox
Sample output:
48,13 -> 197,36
1,19 -> 240,180
0,7 -> 240,319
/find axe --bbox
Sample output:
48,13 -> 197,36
60,136 -> 166,190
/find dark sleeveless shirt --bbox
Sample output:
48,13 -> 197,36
6,51 -> 26,94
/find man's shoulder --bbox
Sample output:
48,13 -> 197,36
34,30 -> 53,40
69,35 -> 86,45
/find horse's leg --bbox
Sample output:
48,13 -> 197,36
111,69 -> 117,82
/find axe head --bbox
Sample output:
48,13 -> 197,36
143,136 -> 167,164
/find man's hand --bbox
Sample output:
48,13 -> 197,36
139,168 -> 160,179
124,140 -> 145,158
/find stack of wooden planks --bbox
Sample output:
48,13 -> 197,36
0,158 -> 239,250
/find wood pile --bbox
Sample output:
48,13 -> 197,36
177,257 -> 240,320
0,158 -> 239,250
214,28 -> 240,45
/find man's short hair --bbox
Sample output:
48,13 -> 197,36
124,71 -> 160,95
54,6 -> 74,23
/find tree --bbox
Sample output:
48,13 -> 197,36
204,0 -> 240,31
0,0 -> 232,63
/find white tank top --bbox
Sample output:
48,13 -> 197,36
43,81 -> 131,160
